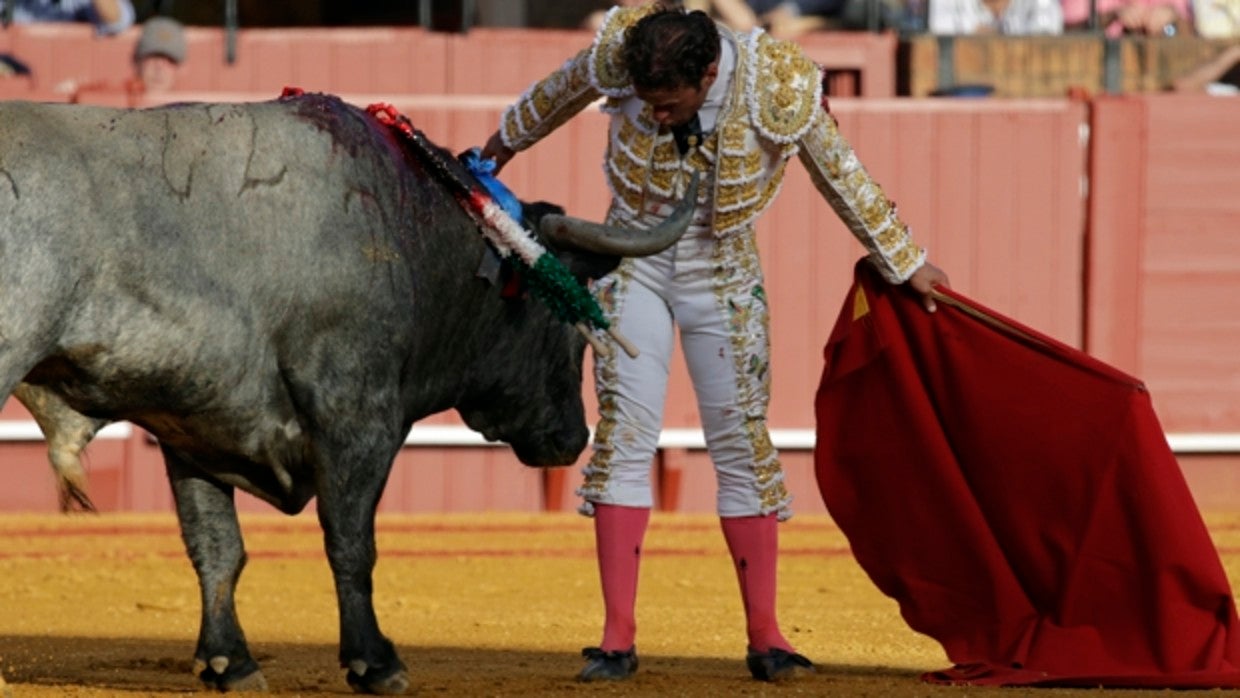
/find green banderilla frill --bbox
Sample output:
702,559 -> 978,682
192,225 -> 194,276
519,254 -> 638,358
521,254 -> 610,332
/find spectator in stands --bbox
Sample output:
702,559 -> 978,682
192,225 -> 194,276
585,0 -> 640,31
64,15 -> 184,105
690,0 -> 894,32
0,0 -> 134,35
587,0 -> 871,34
684,0 -> 762,30
929,0 -> 1063,33
1172,42 -> 1240,93
1061,0 -> 1193,35
0,53 -> 30,77
1192,0 -> 1240,36
745,0 -> 848,37
586,0 -> 764,32
132,15 -> 186,94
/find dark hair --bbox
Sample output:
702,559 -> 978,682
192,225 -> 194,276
621,8 -> 720,92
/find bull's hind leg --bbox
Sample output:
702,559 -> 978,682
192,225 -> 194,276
164,447 -> 268,692
314,436 -> 410,695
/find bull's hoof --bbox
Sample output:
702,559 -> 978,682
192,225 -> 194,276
194,655 -> 268,692
345,661 -> 410,695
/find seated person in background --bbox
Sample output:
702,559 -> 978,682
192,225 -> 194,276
746,0 -> 847,37
0,0 -> 134,35
586,0 -> 863,35
1061,0 -> 1193,35
588,0 -> 764,32
1192,0 -> 1240,36
132,16 -> 186,94
929,0 -> 1063,33
1172,42 -> 1240,93
0,53 -> 31,77
683,0 -> 762,30
65,15 -> 184,105
694,0 -> 899,31
583,0 -> 649,31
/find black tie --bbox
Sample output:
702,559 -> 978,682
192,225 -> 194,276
671,113 -> 703,156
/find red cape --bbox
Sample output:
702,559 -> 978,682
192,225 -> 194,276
813,260 -> 1240,687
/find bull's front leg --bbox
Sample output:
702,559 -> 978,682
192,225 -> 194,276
315,442 -> 410,695
165,448 -> 268,692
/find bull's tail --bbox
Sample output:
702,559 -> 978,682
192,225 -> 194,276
50,441 -> 97,513
12,383 -> 101,513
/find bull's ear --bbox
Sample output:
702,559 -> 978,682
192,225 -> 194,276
521,201 -> 565,228
522,200 -> 620,281
556,249 -> 621,283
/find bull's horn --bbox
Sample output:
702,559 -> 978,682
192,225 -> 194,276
539,172 -> 699,257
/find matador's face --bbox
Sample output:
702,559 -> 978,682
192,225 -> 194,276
634,60 -> 719,129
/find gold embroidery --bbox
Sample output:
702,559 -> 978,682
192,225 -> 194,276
748,33 -> 819,144
531,86 -> 553,120
588,4 -> 658,96
752,459 -> 780,486
798,113 -> 926,282
718,148 -> 762,182
875,224 -> 906,251
860,195 -> 891,230
607,171 -> 643,214
720,121 -> 748,153
759,479 -> 790,510
891,245 -> 925,275
686,144 -> 714,171
707,229 -> 790,517
500,48 -> 600,152
594,416 -> 616,447
578,269 -> 634,501
750,425 -> 775,465
713,161 -> 785,234
649,163 -> 677,195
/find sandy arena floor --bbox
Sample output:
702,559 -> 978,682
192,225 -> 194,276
3,511 -> 1240,697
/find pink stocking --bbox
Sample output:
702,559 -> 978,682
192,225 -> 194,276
721,513 -> 794,653
593,503 -> 651,651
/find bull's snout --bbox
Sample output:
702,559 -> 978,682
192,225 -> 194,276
513,420 -> 589,467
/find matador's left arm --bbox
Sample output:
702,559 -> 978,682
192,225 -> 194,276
797,104 -> 926,284
746,31 -> 925,284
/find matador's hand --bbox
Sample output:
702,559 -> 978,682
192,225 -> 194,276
480,130 -> 515,174
908,262 -> 950,313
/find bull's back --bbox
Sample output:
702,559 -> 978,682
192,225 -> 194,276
1,97 -> 437,316
0,96 -> 440,460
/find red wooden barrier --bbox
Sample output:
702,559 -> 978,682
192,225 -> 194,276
1088,95 -> 1240,434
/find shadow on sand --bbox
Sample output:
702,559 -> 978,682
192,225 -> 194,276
0,634 -> 925,696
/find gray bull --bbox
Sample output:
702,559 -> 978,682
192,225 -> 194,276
0,93 -> 692,694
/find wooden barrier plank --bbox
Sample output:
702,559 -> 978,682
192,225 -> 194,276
1085,96 -> 1148,376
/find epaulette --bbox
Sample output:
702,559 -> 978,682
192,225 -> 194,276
587,3 -> 660,97
744,31 -> 822,145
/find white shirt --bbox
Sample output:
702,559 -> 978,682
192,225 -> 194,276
698,29 -> 737,134
929,0 -> 1063,34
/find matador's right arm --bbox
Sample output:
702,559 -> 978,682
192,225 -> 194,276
499,4 -> 656,154
498,47 -> 601,153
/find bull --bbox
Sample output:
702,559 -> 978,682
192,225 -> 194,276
0,93 -> 693,694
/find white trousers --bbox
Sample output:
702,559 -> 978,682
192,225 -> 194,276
578,228 -> 792,519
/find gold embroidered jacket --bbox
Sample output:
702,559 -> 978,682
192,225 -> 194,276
499,4 -> 926,283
